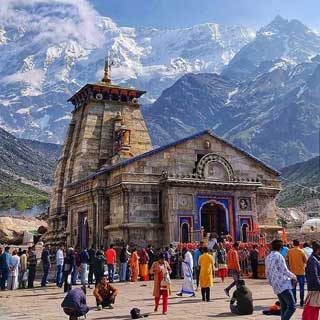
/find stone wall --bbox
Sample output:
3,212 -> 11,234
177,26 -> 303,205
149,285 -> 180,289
48,95 -> 153,246
110,132 -> 279,185
287,232 -> 320,242
108,132 -> 281,238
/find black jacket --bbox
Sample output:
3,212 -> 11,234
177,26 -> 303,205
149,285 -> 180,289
306,254 -> 320,291
88,248 -> 96,265
63,254 -> 75,273
231,285 -> 253,315
93,254 -> 105,277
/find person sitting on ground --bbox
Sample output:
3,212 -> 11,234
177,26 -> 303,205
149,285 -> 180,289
93,276 -> 118,310
61,286 -> 89,320
229,279 -> 253,315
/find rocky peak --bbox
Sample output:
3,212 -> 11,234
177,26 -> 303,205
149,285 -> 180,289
145,56 -> 320,168
223,16 -> 320,82
259,15 -> 315,38
261,15 -> 288,32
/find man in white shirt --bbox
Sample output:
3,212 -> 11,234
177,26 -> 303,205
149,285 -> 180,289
56,245 -> 64,288
303,243 -> 313,259
7,250 -> 20,290
265,240 -> 297,320
207,233 -> 218,251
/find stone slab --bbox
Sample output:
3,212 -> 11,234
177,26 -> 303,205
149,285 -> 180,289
0,278 -> 303,320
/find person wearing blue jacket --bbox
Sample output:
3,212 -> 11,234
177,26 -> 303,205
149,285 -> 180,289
302,241 -> 320,320
61,286 -> 89,320
0,247 -> 11,290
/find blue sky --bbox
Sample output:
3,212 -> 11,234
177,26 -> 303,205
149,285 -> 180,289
90,0 -> 320,29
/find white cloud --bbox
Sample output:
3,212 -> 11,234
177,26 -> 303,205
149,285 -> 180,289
1,69 -> 45,96
1,69 -> 44,86
0,0 -> 104,48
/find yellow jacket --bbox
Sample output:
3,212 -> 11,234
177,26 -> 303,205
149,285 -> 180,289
199,253 -> 214,288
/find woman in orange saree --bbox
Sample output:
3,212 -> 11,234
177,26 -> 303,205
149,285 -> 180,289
130,248 -> 139,282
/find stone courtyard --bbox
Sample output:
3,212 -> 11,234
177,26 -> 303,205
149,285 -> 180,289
0,279 -> 303,320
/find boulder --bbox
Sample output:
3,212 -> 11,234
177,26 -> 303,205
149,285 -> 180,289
0,216 -> 47,245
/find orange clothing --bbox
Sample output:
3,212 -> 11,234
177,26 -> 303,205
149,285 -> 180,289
269,303 -> 281,312
105,248 -> 116,265
130,251 -> 139,282
227,248 -> 241,273
150,261 -> 172,297
287,247 -> 307,275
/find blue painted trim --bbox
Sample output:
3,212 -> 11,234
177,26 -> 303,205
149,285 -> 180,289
195,194 -> 239,241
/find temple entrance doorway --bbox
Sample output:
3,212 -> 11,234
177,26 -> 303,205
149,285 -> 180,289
241,223 -> 249,243
181,223 -> 190,243
79,212 -> 89,250
201,202 -> 227,237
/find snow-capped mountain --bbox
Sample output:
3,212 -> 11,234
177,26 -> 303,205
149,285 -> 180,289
223,15 -> 320,81
0,0 -> 254,143
144,55 -> 320,168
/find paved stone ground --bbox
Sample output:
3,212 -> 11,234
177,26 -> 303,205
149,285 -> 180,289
0,279 -> 303,320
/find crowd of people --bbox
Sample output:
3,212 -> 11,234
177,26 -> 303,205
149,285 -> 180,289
1,237 -> 319,319
265,239 -> 320,320
0,246 -> 37,290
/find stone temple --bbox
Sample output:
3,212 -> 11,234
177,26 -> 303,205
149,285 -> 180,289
46,59 -> 282,249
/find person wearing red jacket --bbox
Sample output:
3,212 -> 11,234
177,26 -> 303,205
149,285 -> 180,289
105,244 -> 116,283
224,242 -> 241,297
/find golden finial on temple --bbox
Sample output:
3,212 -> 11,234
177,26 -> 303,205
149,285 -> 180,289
101,50 -> 114,84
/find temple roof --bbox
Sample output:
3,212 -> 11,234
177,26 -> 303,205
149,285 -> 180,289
67,129 -> 280,187
96,129 -> 280,176
68,56 -> 145,106
68,82 -> 146,106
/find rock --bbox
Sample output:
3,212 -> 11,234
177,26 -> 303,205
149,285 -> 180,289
0,216 -> 47,244
37,225 -> 47,234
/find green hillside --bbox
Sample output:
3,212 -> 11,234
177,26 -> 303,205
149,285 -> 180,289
0,127 -> 60,212
278,156 -> 320,207
0,171 -> 49,211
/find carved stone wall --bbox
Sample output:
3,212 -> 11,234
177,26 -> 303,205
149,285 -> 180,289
111,132 -> 280,187
49,125 -> 282,248
48,96 -> 152,246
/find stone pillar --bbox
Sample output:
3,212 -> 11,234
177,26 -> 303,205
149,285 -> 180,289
47,120 -> 76,246
95,189 -> 108,248
161,186 -> 174,246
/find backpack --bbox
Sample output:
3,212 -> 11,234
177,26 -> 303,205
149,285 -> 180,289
130,308 -> 141,319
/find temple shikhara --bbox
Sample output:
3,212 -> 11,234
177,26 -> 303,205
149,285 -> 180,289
46,57 -> 282,249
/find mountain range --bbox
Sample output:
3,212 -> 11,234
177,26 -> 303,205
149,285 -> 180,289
0,127 -> 60,212
0,0 -> 254,144
279,156 -> 320,209
223,15 -> 320,81
0,2 -> 319,170
145,16 -> 320,168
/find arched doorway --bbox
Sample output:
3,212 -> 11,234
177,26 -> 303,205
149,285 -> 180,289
79,213 -> 89,249
241,223 -> 249,243
181,223 -> 190,243
200,202 -> 227,237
